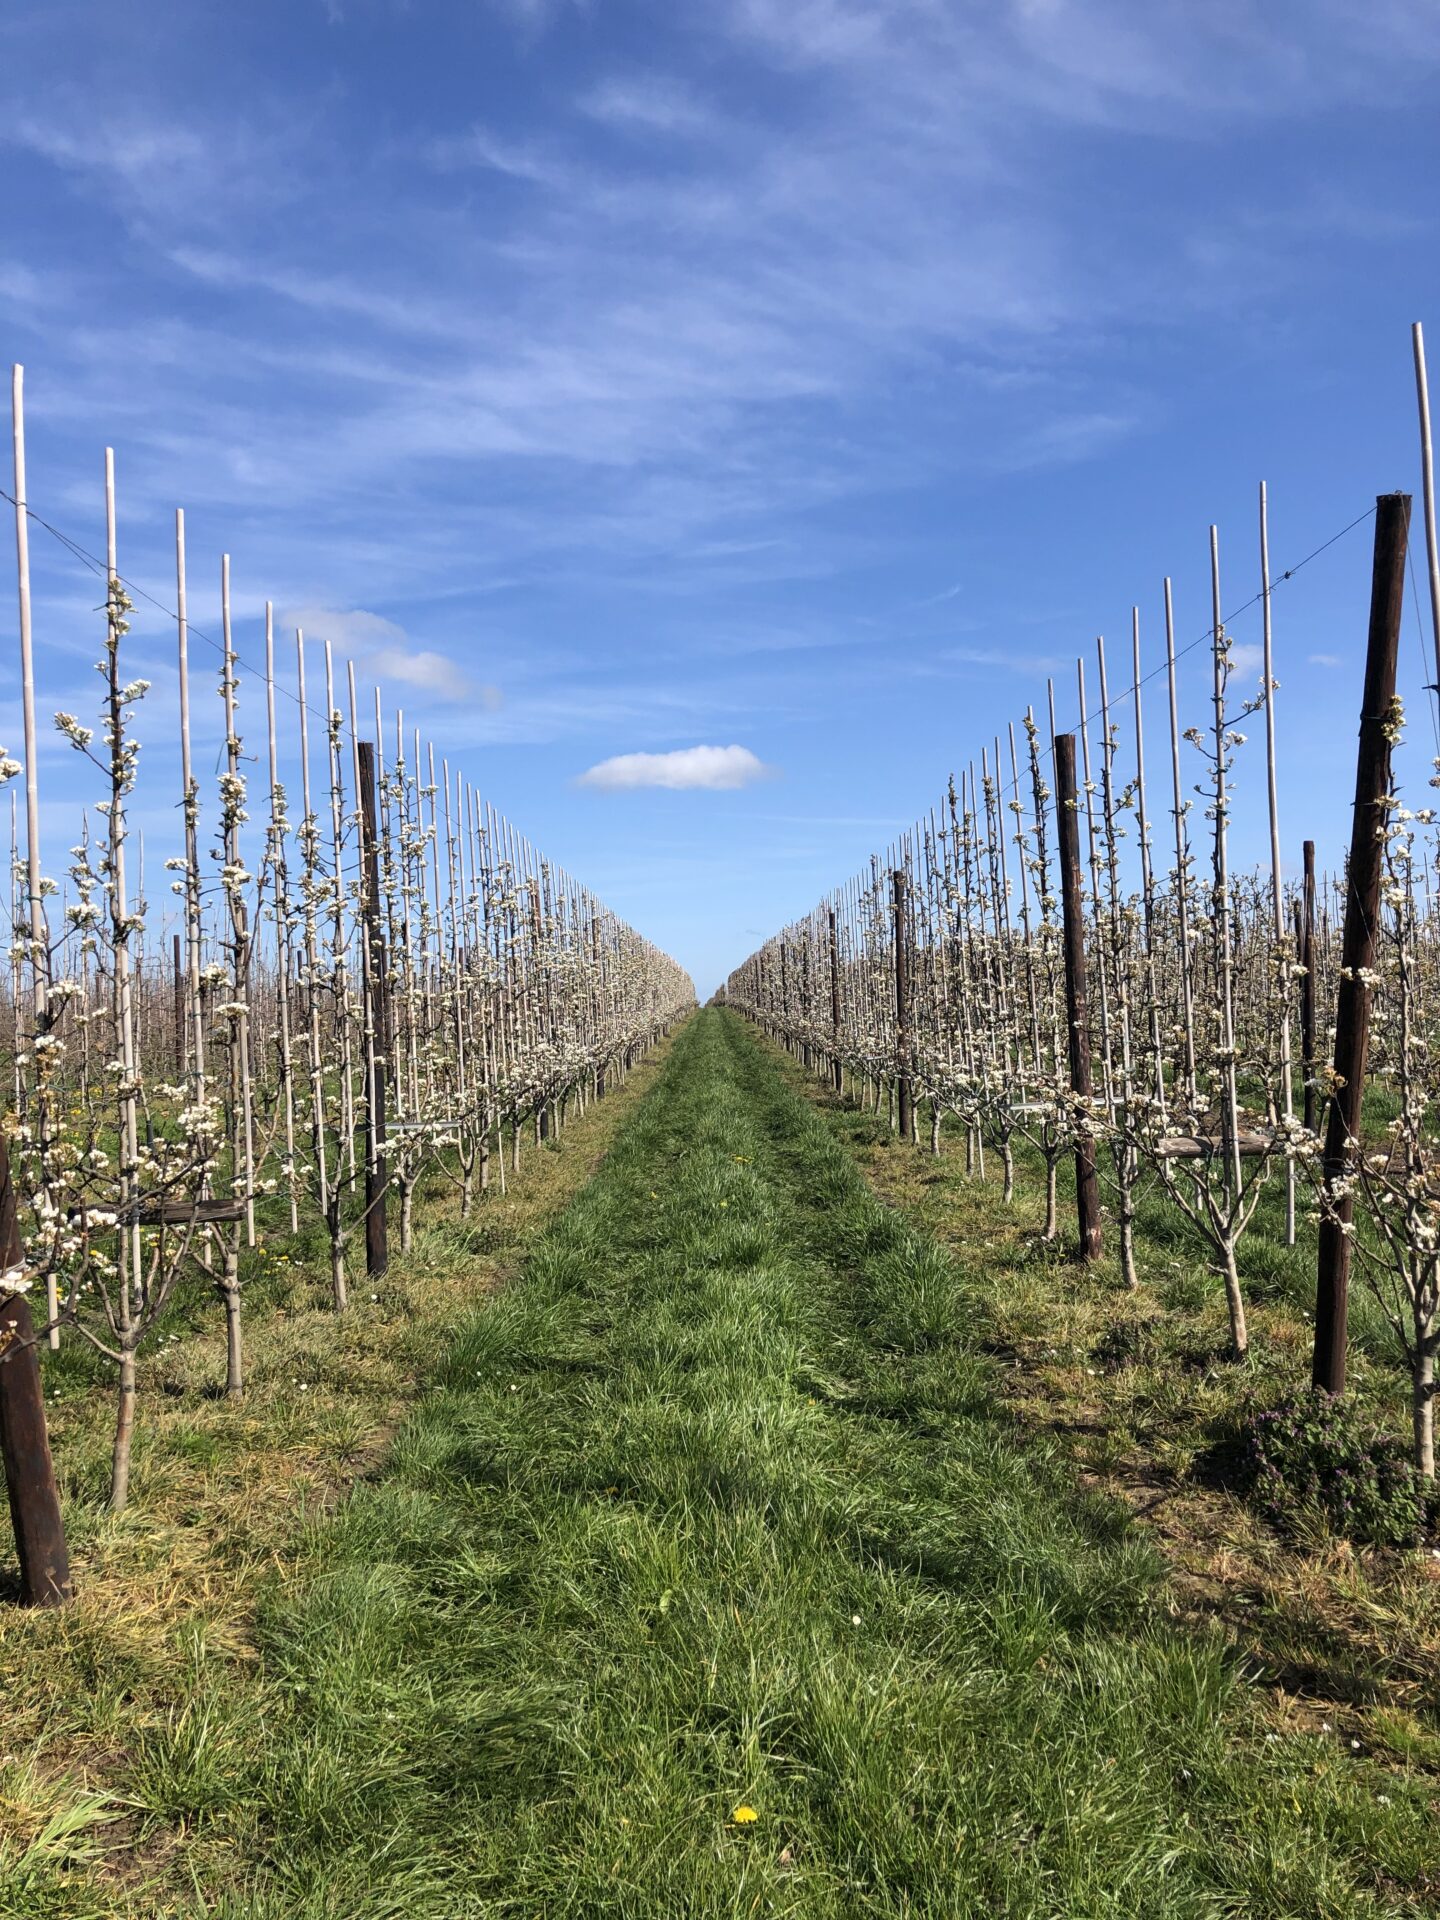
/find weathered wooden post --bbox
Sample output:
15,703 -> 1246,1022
0,1130 -> 70,1605
1313,494 -> 1411,1396
892,869 -> 914,1143
828,906 -> 843,1094
1054,734 -> 1103,1261
357,741 -> 389,1282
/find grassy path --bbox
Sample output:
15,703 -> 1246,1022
149,1011 -> 1427,1915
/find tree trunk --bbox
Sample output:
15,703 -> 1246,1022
329,1213 -> 348,1313
1044,1159 -> 1058,1240
1217,1240 -> 1248,1361
1118,1204 -> 1138,1292
1116,1147 -> 1138,1289
1414,1335 -> 1436,1480
109,1347 -> 137,1513
220,1247 -> 243,1398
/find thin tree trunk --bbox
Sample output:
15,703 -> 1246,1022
110,1347 -> 137,1512
1414,1332 -> 1435,1480
1218,1239 -> 1248,1361
220,1245 -> 243,1399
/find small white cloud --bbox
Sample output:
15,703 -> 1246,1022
286,607 -> 497,706
1307,652 -> 1342,668
577,743 -> 774,791
1227,641 -> 1265,679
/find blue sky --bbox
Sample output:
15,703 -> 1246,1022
2,0 -> 1439,996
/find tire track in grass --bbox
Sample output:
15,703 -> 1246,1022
195,1009 -> 1431,1919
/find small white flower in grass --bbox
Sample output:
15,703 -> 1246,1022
1377,1793 -> 1391,1805
850,1614 -> 861,1627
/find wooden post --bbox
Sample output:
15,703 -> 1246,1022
0,1131 -> 70,1605
828,906 -> 842,1094
1055,734 -> 1103,1261
1313,494 -> 1411,1395
357,742 -> 389,1282
1299,840 -> 1317,1135
892,869 -> 913,1142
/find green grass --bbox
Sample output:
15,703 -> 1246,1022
0,1048 -> 670,1917
793,1043 -> 1440,1729
8,1010 -> 1435,1914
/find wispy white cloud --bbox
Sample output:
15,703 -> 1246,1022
285,607 -> 496,705
946,644 -> 1070,674
365,646 -> 502,707
579,74 -> 720,138
577,744 -> 775,790
1307,651 -> 1342,668
1228,641 -> 1266,680
425,123 -> 568,185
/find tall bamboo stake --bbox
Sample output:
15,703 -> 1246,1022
10,368 -> 58,1348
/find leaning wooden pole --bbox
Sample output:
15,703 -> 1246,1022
357,740 -> 389,1282
1313,493 -> 1412,1396
1054,733 -> 1103,1261
0,1129 -> 70,1605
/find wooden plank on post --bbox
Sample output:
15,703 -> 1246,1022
0,1130 -> 70,1605
1313,493 -> 1411,1396
892,869 -> 914,1143
1054,733 -> 1103,1261
357,741 -> 389,1282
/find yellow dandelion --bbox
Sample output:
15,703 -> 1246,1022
731,1805 -> 759,1826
